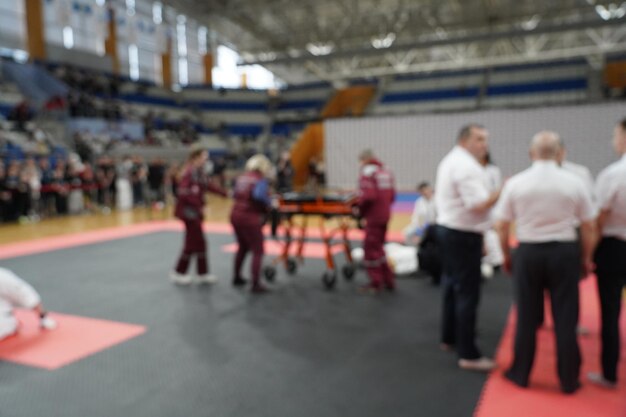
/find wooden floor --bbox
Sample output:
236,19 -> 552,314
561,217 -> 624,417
0,196 -> 412,245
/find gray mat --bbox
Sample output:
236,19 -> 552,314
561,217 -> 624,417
0,231 -> 512,417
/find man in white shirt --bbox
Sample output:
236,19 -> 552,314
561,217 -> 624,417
435,124 -> 500,372
403,182 -> 436,245
587,118 -> 626,389
0,267 -> 56,340
558,141 -> 594,195
494,131 -> 596,394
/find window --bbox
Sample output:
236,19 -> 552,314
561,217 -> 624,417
0,0 -> 26,50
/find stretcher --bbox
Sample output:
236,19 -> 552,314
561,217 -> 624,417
265,192 -> 359,289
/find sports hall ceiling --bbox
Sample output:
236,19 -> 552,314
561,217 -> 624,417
168,0 -> 626,84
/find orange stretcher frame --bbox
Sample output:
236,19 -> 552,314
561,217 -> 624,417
265,193 -> 359,289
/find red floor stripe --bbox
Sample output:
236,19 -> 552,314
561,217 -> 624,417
474,277 -> 626,417
0,220 -> 398,261
0,221 -> 179,260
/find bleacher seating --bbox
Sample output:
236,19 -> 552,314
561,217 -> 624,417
370,59 -> 590,116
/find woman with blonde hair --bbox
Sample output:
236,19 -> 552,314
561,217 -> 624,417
171,145 -> 227,285
230,154 -> 274,293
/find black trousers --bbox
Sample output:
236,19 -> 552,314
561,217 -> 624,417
506,242 -> 581,392
594,237 -> 626,383
437,226 -> 483,360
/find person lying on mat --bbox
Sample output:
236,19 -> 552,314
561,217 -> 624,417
0,267 -> 56,341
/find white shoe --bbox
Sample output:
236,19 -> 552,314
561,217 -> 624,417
587,372 -> 617,389
458,357 -> 496,372
196,274 -> 218,285
170,271 -> 192,285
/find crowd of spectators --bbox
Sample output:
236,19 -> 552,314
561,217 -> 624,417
0,151 -> 182,224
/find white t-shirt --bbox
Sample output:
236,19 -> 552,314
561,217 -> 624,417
595,154 -> 626,240
484,164 -> 502,193
562,160 -> 594,196
435,146 -> 491,233
0,267 -> 41,315
404,197 -> 436,237
494,160 -> 595,243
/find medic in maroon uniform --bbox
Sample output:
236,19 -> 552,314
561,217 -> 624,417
170,146 -> 227,285
230,154 -> 274,293
357,149 -> 396,293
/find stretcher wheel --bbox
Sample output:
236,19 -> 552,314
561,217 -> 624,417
263,266 -> 276,282
285,258 -> 297,275
342,264 -> 355,280
322,270 -> 337,290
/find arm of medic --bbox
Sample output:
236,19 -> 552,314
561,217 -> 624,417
204,178 -> 228,198
352,175 -> 377,227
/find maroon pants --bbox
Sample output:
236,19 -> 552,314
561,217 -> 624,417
363,222 -> 394,288
175,219 -> 208,275
231,221 -> 264,286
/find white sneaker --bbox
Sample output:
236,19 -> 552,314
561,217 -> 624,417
196,274 -> 218,285
458,357 -> 496,372
170,271 -> 192,285
587,372 -> 617,389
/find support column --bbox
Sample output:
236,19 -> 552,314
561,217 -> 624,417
104,5 -> 120,74
203,53 -> 213,86
24,0 -> 46,61
161,37 -> 172,88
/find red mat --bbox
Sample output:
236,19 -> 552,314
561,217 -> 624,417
0,310 -> 146,370
222,241 -> 345,259
475,277 -> 626,417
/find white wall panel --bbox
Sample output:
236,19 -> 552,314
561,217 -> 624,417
325,102 -> 623,190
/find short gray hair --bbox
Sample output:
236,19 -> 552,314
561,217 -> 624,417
531,131 -> 560,159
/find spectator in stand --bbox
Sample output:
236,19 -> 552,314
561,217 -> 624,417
211,157 -> 228,190
147,158 -> 167,209
131,156 -> 147,207
96,157 -> 114,213
0,163 -> 10,222
3,162 -> 22,222
7,101 -> 33,131
22,157 -> 41,221
51,161 -> 69,215
39,157 -> 54,217
166,162 -> 180,203
81,163 -> 98,212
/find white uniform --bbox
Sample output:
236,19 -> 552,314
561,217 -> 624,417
435,146 -> 492,233
403,197 -> 436,243
494,160 -> 595,242
482,163 -> 504,268
484,164 -> 502,193
0,267 -> 41,340
562,160 -> 594,197
595,154 -> 626,240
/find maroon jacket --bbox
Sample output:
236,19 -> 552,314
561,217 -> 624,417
357,159 -> 396,225
174,165 -> 227,221
230,171 -> 269,226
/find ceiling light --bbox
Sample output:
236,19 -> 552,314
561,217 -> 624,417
306,43 -> 334,56
372,33 -> 396,49
595,5 -> 612,20
521,15 -> 540,31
